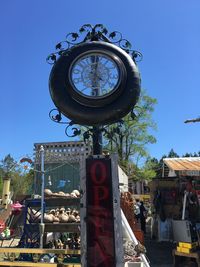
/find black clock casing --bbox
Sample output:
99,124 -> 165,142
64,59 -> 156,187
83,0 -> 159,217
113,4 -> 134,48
49,41 -> 141,126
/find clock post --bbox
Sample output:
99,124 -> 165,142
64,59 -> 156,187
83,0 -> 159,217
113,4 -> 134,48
47,24 -> 142,267
92,127 -> 102,155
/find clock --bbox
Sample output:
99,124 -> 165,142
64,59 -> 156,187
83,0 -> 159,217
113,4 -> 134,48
69,51 -> 123,106
67,49 -> 126,108
49,41 -> 141,125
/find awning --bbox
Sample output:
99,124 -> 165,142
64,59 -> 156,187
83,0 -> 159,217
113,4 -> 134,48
163,157 -> 200,176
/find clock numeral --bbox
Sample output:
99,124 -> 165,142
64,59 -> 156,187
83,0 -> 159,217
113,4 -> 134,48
81,87 -> 88,92
100,57 -> 109,65
91,88 -> 99,97
89,55 -> 98,63
102,61 -> 109,67
108,82 -> 115,88
109,74 -> 119,79
109,64 -> 116,69
73,69 -> 80,74
86,58 -> 92,65
78,61 -> 87,69
73,78 -> 82,84
102,89 -> 108,95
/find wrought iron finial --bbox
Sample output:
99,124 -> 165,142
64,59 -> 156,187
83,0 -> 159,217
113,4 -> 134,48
47,24 -> 142,64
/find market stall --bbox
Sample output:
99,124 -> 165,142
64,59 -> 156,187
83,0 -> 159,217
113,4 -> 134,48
150,157 -> 200,241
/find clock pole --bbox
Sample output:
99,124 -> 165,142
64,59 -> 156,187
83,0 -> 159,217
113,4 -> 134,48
92,126 -> 102,155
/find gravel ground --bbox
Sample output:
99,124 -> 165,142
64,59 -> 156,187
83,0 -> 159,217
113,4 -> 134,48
145,237 -> 174,267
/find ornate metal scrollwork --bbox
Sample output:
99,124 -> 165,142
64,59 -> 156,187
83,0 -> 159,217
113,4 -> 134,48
49,109 -> 65,124
65,122 -> 81,138
47,24 -> 142,64
49,108 -> 127,143
48,106 -> 140,145
49,108 -> 83,138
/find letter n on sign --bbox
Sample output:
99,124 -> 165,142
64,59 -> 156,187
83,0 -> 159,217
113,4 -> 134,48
86,157 -> 116,267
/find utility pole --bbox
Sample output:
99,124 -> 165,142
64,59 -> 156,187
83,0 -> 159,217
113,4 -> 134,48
39,145 -> 45,248
184,117 -> 200,123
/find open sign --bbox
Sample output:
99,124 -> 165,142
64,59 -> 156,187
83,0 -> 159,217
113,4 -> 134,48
86,158 -> 116,267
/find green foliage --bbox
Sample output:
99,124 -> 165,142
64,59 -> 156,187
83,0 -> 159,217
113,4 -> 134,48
167,148 -> 179,158
125,161 -> 156,181
0,154 -> 17,195
0,154 -> 34,199
104,90 -> 157,167
182,151 -> 200,157
0,154 -> 17,173
143,157 -> 163,179
11,169 -> 34,200
143,149 -> 180,179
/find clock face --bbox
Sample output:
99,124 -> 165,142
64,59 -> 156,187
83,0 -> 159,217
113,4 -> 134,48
69,52 -> 121,98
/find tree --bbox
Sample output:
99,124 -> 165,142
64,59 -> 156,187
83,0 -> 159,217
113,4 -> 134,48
104,90 -> 157,169
144,149 -> 179,179
0,154 -> 18,195
0,154 -> 34,199
0,154 -> 17,173
167,148 -> 179,158
11,169 -> 34,200
182,151 -> 200,157
142,157 -> 162,179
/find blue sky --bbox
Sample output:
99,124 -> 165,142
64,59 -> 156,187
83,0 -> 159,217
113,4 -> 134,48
0,0 -> 200,162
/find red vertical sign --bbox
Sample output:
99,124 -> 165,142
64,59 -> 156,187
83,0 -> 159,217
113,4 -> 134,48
86,158 -> 116,267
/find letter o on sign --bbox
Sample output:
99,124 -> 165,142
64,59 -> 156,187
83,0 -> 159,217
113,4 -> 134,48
90,161 -> 107,185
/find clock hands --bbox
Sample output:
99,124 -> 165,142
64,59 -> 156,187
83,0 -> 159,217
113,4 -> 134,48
71,53 -> 119,97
